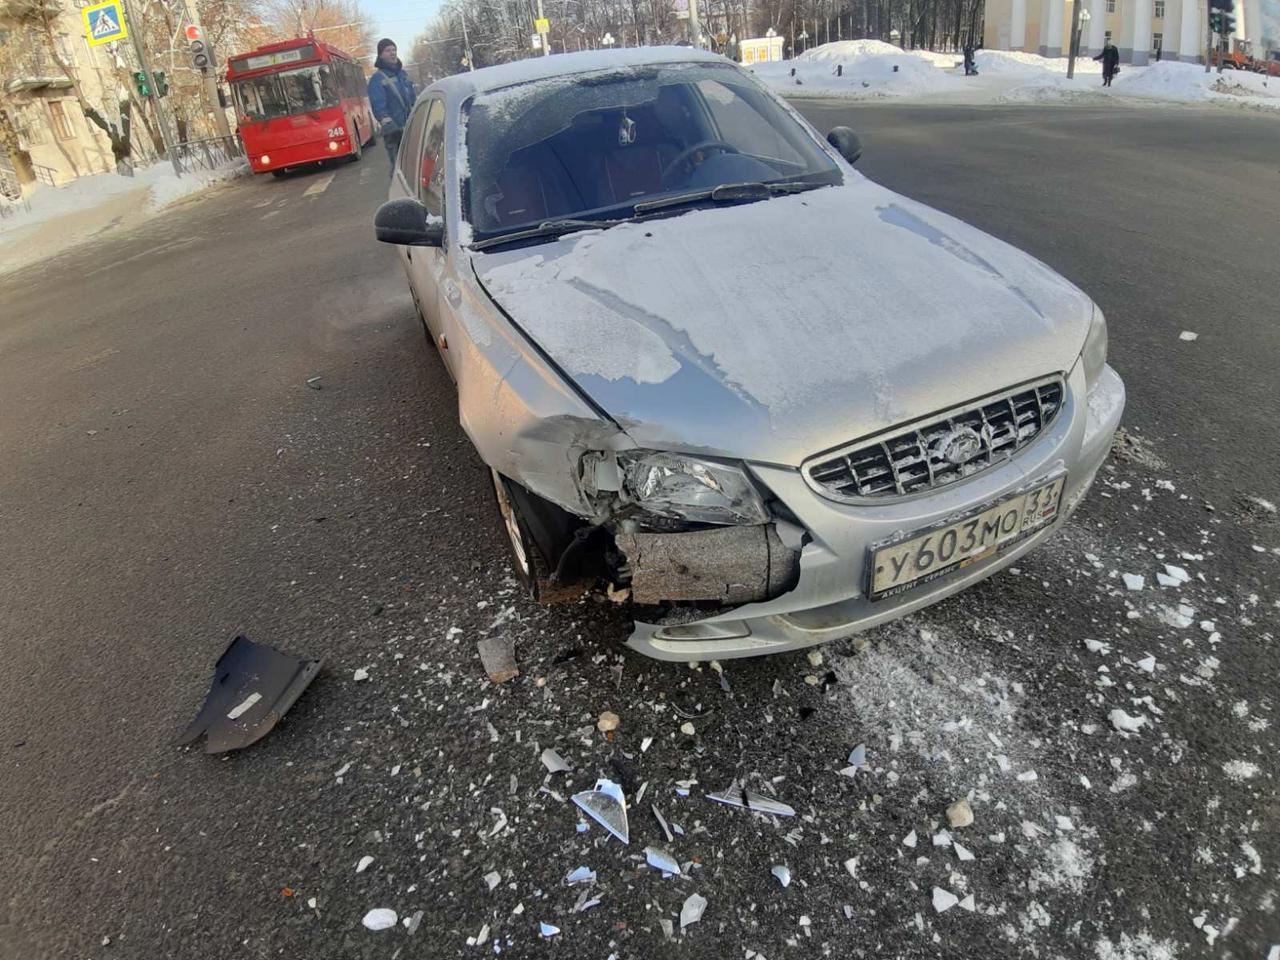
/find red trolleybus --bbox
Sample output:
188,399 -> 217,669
226,37 -> 375,176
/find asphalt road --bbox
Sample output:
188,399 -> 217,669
1,103 -> 1277,960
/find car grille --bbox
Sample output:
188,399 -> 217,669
804,378 -> 1066,501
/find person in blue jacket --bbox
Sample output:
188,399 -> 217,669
367,39 -> 416,172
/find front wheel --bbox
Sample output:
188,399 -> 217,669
349,130 -> 363,163
491,469 -> 552,600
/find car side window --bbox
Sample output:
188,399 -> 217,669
396,104 -> 428,186
419,100 -> 446,216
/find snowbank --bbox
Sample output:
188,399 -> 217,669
1115,59 -> 1280,105
0,157 -> 248,239
752,43 -> 959,99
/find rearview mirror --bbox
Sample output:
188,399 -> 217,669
374,198 -> 444,247
827,127 -> 862,165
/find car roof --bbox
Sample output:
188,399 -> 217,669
428,46 -> 726,101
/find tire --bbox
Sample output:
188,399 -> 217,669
491,469 -> 552,600
271,169 -> 288,178
348,125 -> 363,162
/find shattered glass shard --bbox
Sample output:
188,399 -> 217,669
652,804 -> 674,843
176,635 -> 321,754
680,892 -> 707,929
705,781 -> 796,817
540,748 -> 571,774
571,779 -> 629,843
771,864 -> 792,887
564,866 -> 596,885
645,846 -> 681,876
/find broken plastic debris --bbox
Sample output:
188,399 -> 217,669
932,887 -> 959,913
565,865 -> 596,885
645,846 -> 681,876
771,864 -> 792,887
1121,573 -> 1145,591
1136,655 -> 1156,674
539,922 -> 560,938
953,842 -> 975,862
540,748 -> 570,774
176,635 -> 321,754
1109,708 -> 1146,734
641,736 -> 653,753
902,830 -> 918,848
306,375 -> 323,389
352,667 -> 369,682
679,893 -> 707,929
959,894 -> 976,912
705,781 -> 796,817
476,637 -> 519,684
839,743 -> 867,777
483,870 -> 501,891
362,908 -> 398,931
355,855 -> 374,874
571,779 -> 629,843
404,910 -> 423,935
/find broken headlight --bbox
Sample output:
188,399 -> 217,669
1081,306 -> 1108,384
618,451 -> 769,526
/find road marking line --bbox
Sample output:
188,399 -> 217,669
303,173 -> 335,197
359,168 -> 370,184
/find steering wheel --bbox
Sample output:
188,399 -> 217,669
662,140 -> 741,183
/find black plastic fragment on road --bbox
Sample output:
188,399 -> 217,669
176,635 -> 322,754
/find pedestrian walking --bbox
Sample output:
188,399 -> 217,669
367,38 -> 416,174
963,41 -> 977,76
1094,40 -> 1120,86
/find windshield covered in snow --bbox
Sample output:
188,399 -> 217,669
464,62 -> 841,240
233,65 -> 341,121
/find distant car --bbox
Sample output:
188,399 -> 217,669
375,48 -> 1125,660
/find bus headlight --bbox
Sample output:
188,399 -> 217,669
328,140 -> 340,152
259,154 -> 270,165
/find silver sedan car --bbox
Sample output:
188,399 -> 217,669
375,48 -> 1125,660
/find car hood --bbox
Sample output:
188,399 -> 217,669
473,179 -> 1093,467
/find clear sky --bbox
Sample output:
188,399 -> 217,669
365,0 -> 443,53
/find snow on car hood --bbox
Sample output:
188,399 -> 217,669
475,180 -> 1093,467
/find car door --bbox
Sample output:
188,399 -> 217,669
405,98 -> 458,377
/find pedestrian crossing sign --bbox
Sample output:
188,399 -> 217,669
82,0 -> 128,47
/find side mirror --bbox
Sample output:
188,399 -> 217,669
374,198 -> 444,247
827,126 -> 862,165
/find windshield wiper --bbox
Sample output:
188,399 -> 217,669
633,180 -> 825,214
471,218 -> 626,251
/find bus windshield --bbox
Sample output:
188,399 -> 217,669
233,64 -> 340,121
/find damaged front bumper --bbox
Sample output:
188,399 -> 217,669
624,363 -> 1125,661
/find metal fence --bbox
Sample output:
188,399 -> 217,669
32,163 -> 58,186
173,135 -> 242,172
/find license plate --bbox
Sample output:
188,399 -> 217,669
868,474 -> 1066,601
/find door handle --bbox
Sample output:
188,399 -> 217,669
406,248 -> 412,262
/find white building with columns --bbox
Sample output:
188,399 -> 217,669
984,0 -> 1274,65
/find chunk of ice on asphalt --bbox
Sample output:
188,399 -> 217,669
539,922 -> 560,938
352,667 -> 370,682
1200,620 -> 1216,632
1122,573 -> 1145,591
484,870 -> 501,891
1109,708 -> 1147,734
362,908 -> 397,931
1164,564 -> 1191,583
1178,330 -> 1198,341
1136,655 -> 1156,674
355,855 -> 374,874
932,887 -> 959,913
959,894 -> 976,912
1084,639 -> 1109,653
953,842 -> 975,862
1155,573 -> 1180,588
1056,816 -> 1075,831
1016,770 -> 1038,782
932,830 -> 952,847
565,866 -> 596,885
540,748 -> 570,774
902,830 -> 918,848
680,893 -> 708,929
645,846 -> 681,876
843,857 -> 858,877
771,864 -> 792,887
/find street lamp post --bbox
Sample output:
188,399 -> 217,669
1067,6 -> 1091,78
601,31 -> 615,47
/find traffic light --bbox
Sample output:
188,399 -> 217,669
152,70 -> 169,97
1208,0 -> 1235,33
132,69 -> 151,97
189,39 -> 209,70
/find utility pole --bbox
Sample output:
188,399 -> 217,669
122,0 -> 182,176
1067,5 -> 1090,77
180,0 -> 232,140
688,0 -> 704,47
460,9 -> 475,70
536,0 -> 550,55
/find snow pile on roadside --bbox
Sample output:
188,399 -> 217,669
1116,59 -> 1280,106
977,49 -> 1099,76
0,157 -> 247,238
752,43 -> 960,99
